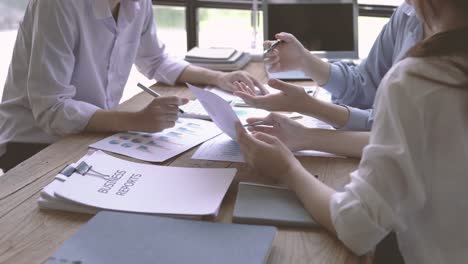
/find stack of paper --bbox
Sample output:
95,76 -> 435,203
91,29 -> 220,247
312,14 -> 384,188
38,151 -> 236,218
185,47 -> 251,71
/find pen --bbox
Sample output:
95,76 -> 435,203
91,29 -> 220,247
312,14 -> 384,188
263,39 -> 282,56
137,83 -> 185,114
244,115 -> 302,127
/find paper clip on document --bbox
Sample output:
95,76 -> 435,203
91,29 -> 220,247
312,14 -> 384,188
60,162 -> 110,181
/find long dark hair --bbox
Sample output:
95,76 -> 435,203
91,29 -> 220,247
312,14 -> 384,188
405,0 -> 468,58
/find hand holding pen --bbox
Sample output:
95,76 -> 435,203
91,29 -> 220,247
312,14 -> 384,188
263,39 -> 283,56
137,83 -> 185,114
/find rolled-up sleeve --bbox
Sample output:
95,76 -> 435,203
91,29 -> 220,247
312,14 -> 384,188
323,7 -> 401,109
27,1 -> 100,136
338,107 -> 374,131
135,2 -> 189,85
330,67 -> 426,255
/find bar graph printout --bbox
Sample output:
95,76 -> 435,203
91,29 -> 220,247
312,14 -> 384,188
90,118 -> 222,162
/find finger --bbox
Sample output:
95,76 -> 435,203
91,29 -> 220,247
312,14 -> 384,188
263,40 -> 276,49
248,126 -> 274,134
253,132 -> 279,145
235,122 -> 251,149
233,91 -> 260,106
267,78 -> 301,94
276,32 -> 294,43
160,121 -> 176,129
154,113 -> 179,122
158,104 -> 180,113
153,121 -> 176,132
163,114 -> 179,122
236,74 -> 256,94
263,51 -> 280,62
153,96 -> 188,106
246,117 -> 268,124
252,78 -> 269,95
238,82 -> 256,96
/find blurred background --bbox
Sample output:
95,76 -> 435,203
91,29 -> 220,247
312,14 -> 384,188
0,0 -> 404,102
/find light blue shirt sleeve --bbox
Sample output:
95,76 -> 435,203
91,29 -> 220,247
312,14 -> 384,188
339,107 -> 374,131
324,9 -> 402,109
323,7 -> 406,131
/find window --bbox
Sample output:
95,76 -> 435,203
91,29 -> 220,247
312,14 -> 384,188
0,0 -> 28,101
153,1 -> 403,57
198,8 -> 263,50
153,6 -> 187,57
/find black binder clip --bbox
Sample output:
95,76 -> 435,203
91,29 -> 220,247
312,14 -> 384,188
59,162 -> 110,180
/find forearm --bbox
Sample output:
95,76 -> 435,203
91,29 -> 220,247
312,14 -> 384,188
288,166 -> 336,234
85,110 -> 137,133
301,52 -> 331,86
176,64 -> 223,87
299,97 -> 350,128
303,129 -> 369,158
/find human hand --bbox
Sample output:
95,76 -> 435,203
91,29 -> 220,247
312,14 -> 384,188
264,32 -> 309,73
133,96 -> 189,132
236,123 -> 304,184
245,113 -> 309,151
216,70 -> 268,95
234,78 -> 310,112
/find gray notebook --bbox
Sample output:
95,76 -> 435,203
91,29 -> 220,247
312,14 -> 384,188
233,182 -> 319,228
48,211 -> 276,264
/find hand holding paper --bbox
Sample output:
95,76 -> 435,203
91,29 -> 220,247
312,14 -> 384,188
187,83 -> 241,141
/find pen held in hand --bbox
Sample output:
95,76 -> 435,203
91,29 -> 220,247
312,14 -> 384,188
263,39 -> 283,56
137,83 -> 185,114
243,115 -> 302,128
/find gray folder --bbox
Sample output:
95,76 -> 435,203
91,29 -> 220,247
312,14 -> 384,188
233,182 -> 319,228
48,211 -> 276,264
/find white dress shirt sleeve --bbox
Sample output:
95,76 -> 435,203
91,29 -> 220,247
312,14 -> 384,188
330,63 -> 427,255
26,1 -> 100,136
135,1 -> 189,85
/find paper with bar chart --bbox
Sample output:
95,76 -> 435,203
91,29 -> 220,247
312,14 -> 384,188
90,118 -> 222,162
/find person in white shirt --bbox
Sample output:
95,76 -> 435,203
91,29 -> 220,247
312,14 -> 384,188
236,0 -> 468,263
0,0 -> 265,172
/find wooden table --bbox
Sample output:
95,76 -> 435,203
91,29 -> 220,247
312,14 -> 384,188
0,62 -> 368,264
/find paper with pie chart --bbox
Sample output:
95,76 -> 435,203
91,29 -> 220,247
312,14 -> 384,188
90,118 -> 222,162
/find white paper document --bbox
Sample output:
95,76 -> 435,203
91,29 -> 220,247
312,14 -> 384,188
192,134 -> 244,163
187,83 -> 241,140
193,134 -> 344,163
52,151 -> 236,216
90,118 -> 222,162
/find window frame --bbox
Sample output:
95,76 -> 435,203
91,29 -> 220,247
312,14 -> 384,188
152,0 -> 397,50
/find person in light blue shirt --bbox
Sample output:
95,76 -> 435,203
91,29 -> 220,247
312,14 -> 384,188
236,2 -> 422,132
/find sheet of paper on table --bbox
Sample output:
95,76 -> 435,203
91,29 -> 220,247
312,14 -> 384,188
192,133 -> 345,163
90,118 -> 222,162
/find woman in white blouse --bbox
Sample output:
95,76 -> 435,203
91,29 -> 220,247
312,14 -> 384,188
236,0 -> 468,262
0,0 -> 265,172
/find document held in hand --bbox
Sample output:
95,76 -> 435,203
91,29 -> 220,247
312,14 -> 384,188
187,83 -> 241,141
48,151 -> 236,216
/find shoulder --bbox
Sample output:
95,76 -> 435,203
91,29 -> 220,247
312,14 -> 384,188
379,56 -> 468,103
388,4 -> 412,26
31,0 -> 84,17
